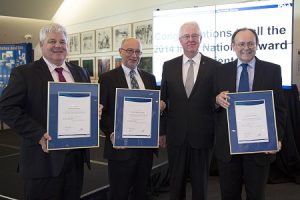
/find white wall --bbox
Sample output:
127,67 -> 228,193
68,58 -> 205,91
34,0 -> 300,88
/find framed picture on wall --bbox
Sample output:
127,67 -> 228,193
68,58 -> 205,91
68,57 -> 80,66
113,24 -> 132,51
96,56 -> 112,79
138,54 -> 152,73
133,20 -> 153,49
68,33 -> 80,55
113,55 -> 122,69
81,57 -> 95,79
81,31 -> 95,54
96,27 -> 112,52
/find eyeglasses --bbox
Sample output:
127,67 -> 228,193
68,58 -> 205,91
180,34 -> 200,40
235,42 -> 256,49
120,48 -> 142,56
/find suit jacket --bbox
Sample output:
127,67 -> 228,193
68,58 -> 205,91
214,57 -> 286,165
99,66 -> 158,160
160,54 -> 220,149
0,58 -> 91,179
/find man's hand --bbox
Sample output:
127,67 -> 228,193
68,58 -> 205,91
39,132 -> 52,153
160,100 -> 166,112
265,141 -> 282,154
216,91 -> 230,109
99,104 -> 103,120
159,135 -> 167,148
110,132 -> 125,149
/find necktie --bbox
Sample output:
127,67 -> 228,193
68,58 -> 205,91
55,67 -> 66,82
130,70 -> 139,89
185,59 -> 194,97
238,63 -> 249,92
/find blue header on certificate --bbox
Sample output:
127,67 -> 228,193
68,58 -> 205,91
114,88 -> 160,148
47,82 -> 99,150
227,90 -> 278,154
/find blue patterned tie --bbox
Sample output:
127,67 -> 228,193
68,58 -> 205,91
130,70 -> 139,89
238,63 -> 249,92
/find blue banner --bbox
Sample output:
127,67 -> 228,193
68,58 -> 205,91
0,43 -> 32,94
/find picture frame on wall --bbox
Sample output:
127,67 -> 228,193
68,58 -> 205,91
96,56 -> 112,79
113,55 -> 122,69
81,57 -> 95,79
81,31 -> 95,54
138,54 -> 152,73
68,57 -> 80,66
68,33 -> 80,55
133,20 -> 153,49
113,24 -> 132,51
96,27 -> 112,52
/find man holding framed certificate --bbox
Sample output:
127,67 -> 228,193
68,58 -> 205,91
99,38 -> 163,200
215,28 -> 286,200
0,23 -> 95,199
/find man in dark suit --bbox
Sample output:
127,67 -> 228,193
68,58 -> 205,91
0,23 -> 92,200
160,21 -> 220,200
215,28 -> 286,200
99,38 -> 160,200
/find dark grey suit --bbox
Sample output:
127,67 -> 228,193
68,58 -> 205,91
0,58 -> 90,199
214,57 -> 286,200
160,53 -> 220,200
99,66 -> 158,200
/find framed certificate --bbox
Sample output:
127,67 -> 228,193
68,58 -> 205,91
47,82 -> 99,150
227,90 -> 279,154
114,88 -> 160,148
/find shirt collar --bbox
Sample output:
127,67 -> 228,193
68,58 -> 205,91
183,52 -> 201,65
43,56 -> 69,73
237,57 -> 256,68
121,64 -> 138,76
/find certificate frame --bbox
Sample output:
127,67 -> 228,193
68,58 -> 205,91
227,90 -> 278,154
47,82 -> 99,150
114,88 -> 160,148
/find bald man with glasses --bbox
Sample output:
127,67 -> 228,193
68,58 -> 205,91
99,38 -> 161,200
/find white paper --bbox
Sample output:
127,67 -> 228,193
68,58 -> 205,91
235,100 -> 269,144
122,97 -> 152,138
57,93 -> 91,138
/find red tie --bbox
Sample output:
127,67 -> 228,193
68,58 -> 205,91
55,67 -> 66,82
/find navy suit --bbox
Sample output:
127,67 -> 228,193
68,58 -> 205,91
214,57 -> 286,200
99,66 -> 158,200
0,58 -> 90,199
160,53 -> 219,200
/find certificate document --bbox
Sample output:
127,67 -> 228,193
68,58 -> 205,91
57,93 -> 91,139
47,82 -> 99,150
227,91 -> 278,154
114,88 -> 160,148
235,100 -> 268,144
122,97 -> 152,138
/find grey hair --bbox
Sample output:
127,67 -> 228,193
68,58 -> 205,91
179,21 -> 202,38
39,23 -> 68,42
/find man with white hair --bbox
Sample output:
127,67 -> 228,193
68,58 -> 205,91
160,21 -> 220,200
0,23 -> 91,200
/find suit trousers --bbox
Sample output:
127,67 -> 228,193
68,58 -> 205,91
167,140 -> 211,200
217,155 -> 270,200
24,150 -> 84,200
108,149 -> 153,200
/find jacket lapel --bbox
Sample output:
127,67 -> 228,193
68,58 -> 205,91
35,58 -> 54,83
115,67 -> 129,88
190,55 -> 208,96
252,58 -> 264,91
228,60 -> 238,92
